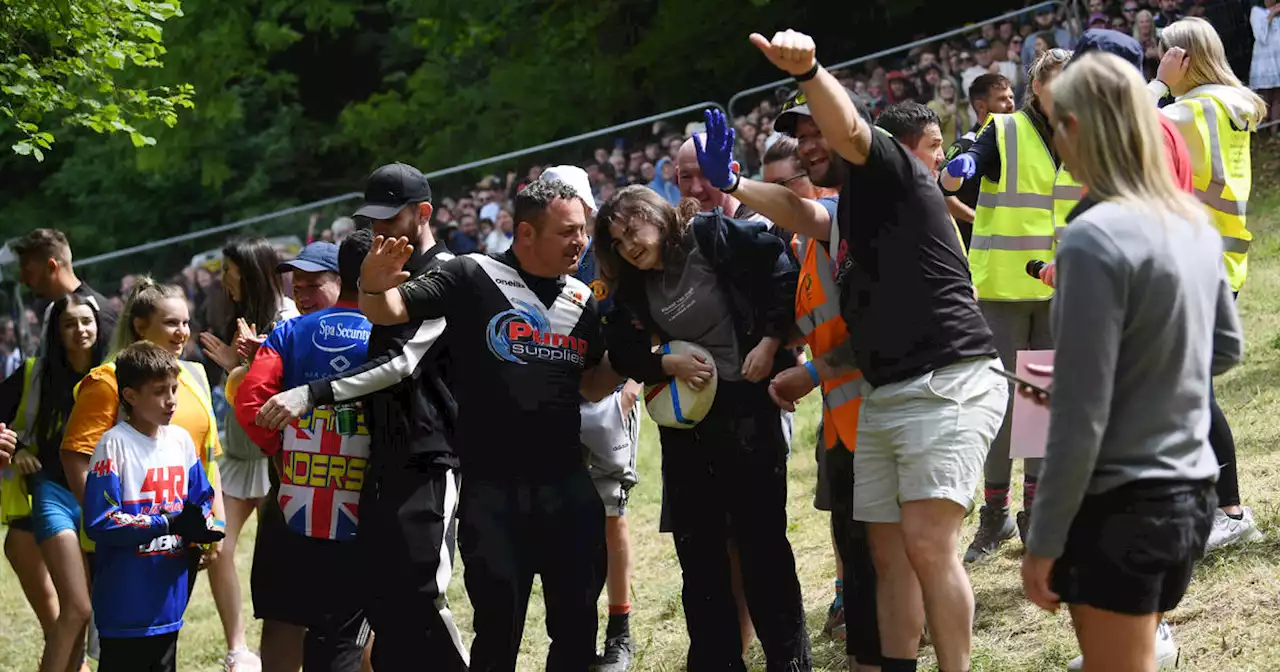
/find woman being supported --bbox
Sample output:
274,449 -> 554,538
593,185 -> 811,671
1,293 -> 109,672
59,280 -> 229,663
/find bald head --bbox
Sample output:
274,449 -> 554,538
676,134 -> 735,212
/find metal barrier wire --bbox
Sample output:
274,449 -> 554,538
725,0 -> 1067,118
73,191 -> 363,269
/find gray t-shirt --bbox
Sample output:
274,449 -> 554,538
645,246 -> 742,382
1026,200 -> 1243,560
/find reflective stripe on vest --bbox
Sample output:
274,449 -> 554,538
1,359 -> 36,523
971,112 -> 1077,301
793,234 -> 862,451
1186,95 -> 1252,290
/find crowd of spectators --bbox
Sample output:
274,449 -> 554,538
4,0 -> 1274,376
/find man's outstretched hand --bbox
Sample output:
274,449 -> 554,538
360,236 -> 414,294
694,109 -> 737,191
749,30 -> 817,76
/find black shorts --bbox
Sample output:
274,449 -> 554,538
1052,479 -> 1216,616
99,631 -> 178,672
7,516 -> 33,532
251,496 -> 364,628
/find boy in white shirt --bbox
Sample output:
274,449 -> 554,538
83,342 -> 224,672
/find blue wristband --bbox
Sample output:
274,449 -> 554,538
804,361 -> 820,387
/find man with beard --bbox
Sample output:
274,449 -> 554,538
692,96 -> 883,672
742,30 -> 1006,672
253,163 -> 470,670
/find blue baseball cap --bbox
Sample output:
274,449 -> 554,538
1071,29 -> 1144,73
278,241 -> 339,274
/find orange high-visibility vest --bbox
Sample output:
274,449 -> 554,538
792,233 -> 862,450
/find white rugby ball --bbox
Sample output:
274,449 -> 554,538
644,341 -> 718,429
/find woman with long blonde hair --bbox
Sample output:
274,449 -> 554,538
1150,16 -> 1267,551
1021,51 -> 1242,671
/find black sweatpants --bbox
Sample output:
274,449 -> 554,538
661,380 -> 812,672
459,468 -> 607,672
360,465 -> 469,671
99,632 -> 178,672
826,444 -> 883,667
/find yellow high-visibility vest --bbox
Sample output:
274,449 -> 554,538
1179,93 -> 1253,291
971,111 -> 1082,301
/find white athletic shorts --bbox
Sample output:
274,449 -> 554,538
582,389 -> 641,517
853,357 -> 1007,523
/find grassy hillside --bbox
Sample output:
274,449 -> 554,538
1,139 -> 1277,671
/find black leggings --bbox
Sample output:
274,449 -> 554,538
660,380 -> 811,672
1209,385 -> 1240,508
1210,290 -> 1241,509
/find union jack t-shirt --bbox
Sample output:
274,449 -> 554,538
236,302 -> 372,541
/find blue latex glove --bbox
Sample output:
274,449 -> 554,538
693,108 -> 737,190
945,154 -> 977,180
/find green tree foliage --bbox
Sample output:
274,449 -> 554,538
0,0 -> 195,160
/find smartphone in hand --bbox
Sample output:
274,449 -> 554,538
990,366 -> 1052,398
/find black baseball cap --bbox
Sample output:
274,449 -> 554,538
774,88 -> 872,137
354,162 -> 432,220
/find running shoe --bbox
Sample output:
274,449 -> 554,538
1206,507 -> 1264,551
964,506 -> 1016,563
591,634 -> 633,672
1066,619 -> 1178,670
223,647 -> 263,672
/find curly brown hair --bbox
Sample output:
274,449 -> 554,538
592,185 -> 700,291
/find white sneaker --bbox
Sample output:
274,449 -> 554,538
1066,619 -> 1179,670
223,648 -> 262,672
1155,620 -> 1179,669
1206,507 -> 1264,551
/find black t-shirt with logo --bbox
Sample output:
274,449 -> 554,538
834,129 -> 995,387
398,250 -> 603,481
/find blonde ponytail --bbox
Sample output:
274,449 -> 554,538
1161,17 -> 1269,124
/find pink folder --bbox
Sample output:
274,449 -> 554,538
1009,350 -> 1055,460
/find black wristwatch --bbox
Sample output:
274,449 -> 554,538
719,172 -> 741,194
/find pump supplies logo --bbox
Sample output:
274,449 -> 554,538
486,299 -> 589,365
